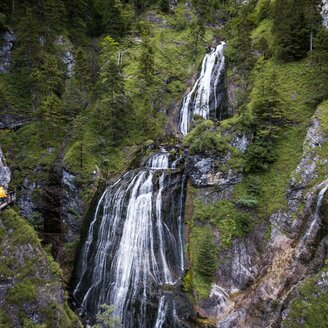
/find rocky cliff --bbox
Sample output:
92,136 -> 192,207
185,104 -> 328,327
0,149 -> 81,328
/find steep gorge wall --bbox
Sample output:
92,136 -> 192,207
0,148 -> 81,327
184,105 -> 328,327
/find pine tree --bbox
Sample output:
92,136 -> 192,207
97,36 -> 129,146
312,27 -> 328,99
160,0 -> 170,13
64,0 -> 89,36
138,37 -> 156,86
93,0 -> 126,39
195,227 -> 217,277
245,64 -> 284,172
224,2 -> 256,75
12,6 -> 43,112
272,0 -> 322,61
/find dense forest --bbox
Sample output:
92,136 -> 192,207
0,0 -> 328,327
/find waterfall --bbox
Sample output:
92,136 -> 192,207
73,150 -> 190,327
303,183 -> 328,242
179,42 -> 226,135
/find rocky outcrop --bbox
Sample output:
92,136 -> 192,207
0,209 -> 81,328
185,133 -> 248,190
0,148 -> 10,188
322,0 -> 328,28
61,169 -> 83,243
0,30 -> 15,73
56,36 -> 75,77
19,177 -> 38,218
0,114 -> 30,130
0,146 -> 81,327
209,108 -> 328,327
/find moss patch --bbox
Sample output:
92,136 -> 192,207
0,209 -> 80,327
284,267 -> 328,328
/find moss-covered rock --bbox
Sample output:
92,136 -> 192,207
0,209 -> 81,328
283,267 -> 328,328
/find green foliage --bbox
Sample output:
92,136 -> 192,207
284,268 -> 328,328
317,101 -> 328,135
193,199 -> 253,247
92,304 -> 122,328
7,280 -> 37,305
311,27 -> 328,100
251,18 -> 274,58
272,0 -> 322,62
195,227 -> 217,277
23,319 -> 47,328
97,36 -> 130,146
234,125 -> 308,217
188,226 -> 214,298
254,0 -> 272,22
244,57 -> 315,173
1,209 -> 40,246
184,121 -> 230,154
160,0 -> 170,13
224,1 -> 257,76
138,37 -> 156,86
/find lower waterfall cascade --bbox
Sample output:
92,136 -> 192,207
73,151 -> 193,327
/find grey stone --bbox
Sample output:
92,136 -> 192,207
0,148 -> 10,187
0,31 -> 15,73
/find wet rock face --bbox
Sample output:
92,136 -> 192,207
0,30 -> 15,73
56,36 -> 75,77
290,118 -> 327,191
61,169 -> 83,242
0,114 -> 30,130
229,239 -> 261,290
323,0 -> 328,28
0,148 -> 11,187
198,284 -> 230,319
19,178 -> 37,218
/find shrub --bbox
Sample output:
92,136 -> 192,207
184,121 -> 230,154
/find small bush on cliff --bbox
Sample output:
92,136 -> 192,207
92,304 -> 122,328
193,200 -> 253,247
184,120 -> 230,154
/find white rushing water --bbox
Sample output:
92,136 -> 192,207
146,151 -> 170,169
73,150 -> 186,327
303,183 -> 328,242
179,42 -> 226,135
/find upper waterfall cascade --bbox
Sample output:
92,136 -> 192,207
73,150 -> 190,327
179,42 -> 226,135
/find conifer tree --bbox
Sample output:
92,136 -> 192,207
160,0 -> 170,13
138,37 -> 156,86
224,2 -> 255,75
272,0 -> 322,61
195,227 -> 217,277
97,36 -> 129,146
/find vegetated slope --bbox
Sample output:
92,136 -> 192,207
0,0 -> 218,280
0,209 -> 81,328
182,0 -> 328,327
0,0 -> 328,327
0,0 -> 222,326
